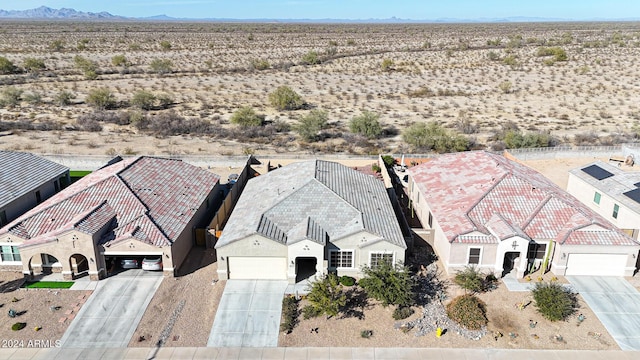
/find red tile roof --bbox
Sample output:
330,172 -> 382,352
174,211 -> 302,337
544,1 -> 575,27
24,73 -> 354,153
408,151 -> 637,246
0,157 -> 219,249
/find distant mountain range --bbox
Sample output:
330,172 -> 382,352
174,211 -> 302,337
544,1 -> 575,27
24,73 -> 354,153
0,6 -> 639,23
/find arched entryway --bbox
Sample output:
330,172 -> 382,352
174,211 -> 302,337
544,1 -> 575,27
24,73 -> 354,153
502,251 -> 520,277
27,253 -> 61,279
295,257 -> 318,283
69,254 -> 89,279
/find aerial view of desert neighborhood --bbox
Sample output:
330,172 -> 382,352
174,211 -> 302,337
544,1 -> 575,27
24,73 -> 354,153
2,1 -> 640,359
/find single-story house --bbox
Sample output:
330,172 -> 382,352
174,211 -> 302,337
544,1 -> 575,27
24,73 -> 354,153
215,160 -> 408,284
1,151 -> 70,269
0,156 -> 222,280
567,161 -> 640,241
407,151 -> 639,278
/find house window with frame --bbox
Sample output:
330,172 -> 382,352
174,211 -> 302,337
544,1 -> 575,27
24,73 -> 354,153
330,250 -> 353,268
527,243 -> 547,259
613,204 -> 620,219
0,245 -> 21,262
468,247 -> 481,265
593,192 -> 601,204
370,252 -> 393,268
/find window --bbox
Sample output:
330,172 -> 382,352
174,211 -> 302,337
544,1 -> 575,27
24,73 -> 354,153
428,212 -> 433,228
54,180 -> 60,192
593,192 -> 601,204
468,247 -> 481,265
0,245 -> 21,262
613,204 -> 620,219
330,250 -> 353,268
0,210 -> 7,227
527,243 -> 547,259
370,252 -> 393,268
35,190 -> 42,204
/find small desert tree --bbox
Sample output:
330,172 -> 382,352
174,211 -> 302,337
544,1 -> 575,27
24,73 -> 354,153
86,88 -> 116,110
230,106 -> 263,127
453,266 -> 484,293
402,122 -> 469,153
349,111 -> 383,139
0,57 -> 17,74
532,282 -> 577,321
269,86 -> 305,111
303,273 -> 347,319
295,109 -> 328,141
131,90 -> 156,110
359,261 -> 414,308
149,59 -> 173,75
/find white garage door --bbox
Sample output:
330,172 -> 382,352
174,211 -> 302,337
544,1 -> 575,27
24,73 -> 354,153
228,257 -> 287,280
566,254 -> 627,276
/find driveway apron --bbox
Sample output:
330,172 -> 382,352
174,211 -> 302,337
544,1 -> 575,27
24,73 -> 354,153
567,276 -> 640,350
60,270 -> 163,348
208,280 -> 288,348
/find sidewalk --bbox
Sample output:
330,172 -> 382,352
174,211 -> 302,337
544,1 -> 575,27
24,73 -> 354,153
1,347 -> 638,359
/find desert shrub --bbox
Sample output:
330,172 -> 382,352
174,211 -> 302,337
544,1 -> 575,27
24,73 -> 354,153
73,55 -> 98,79
498,81 -> 512,94
503,130 -> 555,149
11,322 -> 26,331
446,294 -> 488,330
86,88 -> 116,110
230,106 -> 263,127
532,282 -> 577,321
502,55 -> 518,66
0,87 -> 23,108
280,295 -> 299,333
359,261 -> 414,307
0,57 -> 17,74
295,109 -> 328,141
78,111 -> 130,126
269,86 -> 305,111
381,155 -> 395,167
131,90 -> 156,110
76,38 -> 90,50
402,122 -> 469,153
149,59 -> 173,75
487,51 -> 501,61
159,40 -> 172,51
381,58 -> 394,72
455,117 -> 478,134
536,46 -> 568,62
49,39 -> 64,51
23,57 -> 46,73
111,54 -> 128,67
392,306 -> 414,320
349,111 -> 382,139
360,330 -> 373,338
55,91 -> 74,106
339,275 -> 356,286
301,50 -> 321,65
453,266 -> 484,293
156,93 -> 174,109
250,58 -> 270,70
76,116 -> 103,132
23,92 -> 42,105
371,163 -> 381,173
303,274 -> 346,319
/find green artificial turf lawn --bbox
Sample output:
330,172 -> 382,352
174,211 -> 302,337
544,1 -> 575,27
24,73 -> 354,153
24,281 -> 74,289
69,170 -> 92,177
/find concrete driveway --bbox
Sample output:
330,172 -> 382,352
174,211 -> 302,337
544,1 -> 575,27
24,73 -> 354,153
208,280 -> 288,348
567,276 -> 640,350
60,269 -> 163,348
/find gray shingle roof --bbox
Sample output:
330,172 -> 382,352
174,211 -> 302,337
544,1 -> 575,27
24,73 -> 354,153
216,160 -> 406,249
0,151 -> 69,209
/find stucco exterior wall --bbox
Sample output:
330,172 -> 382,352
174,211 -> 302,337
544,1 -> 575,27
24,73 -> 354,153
287,240 -> 325,283
551,243 -> 640,276
567,174 -> 640,240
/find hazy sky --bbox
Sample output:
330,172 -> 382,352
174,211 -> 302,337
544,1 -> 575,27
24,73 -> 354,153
1,0 -> 638,19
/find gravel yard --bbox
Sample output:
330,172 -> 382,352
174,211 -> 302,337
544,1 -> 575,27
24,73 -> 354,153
0,272 -> 91,349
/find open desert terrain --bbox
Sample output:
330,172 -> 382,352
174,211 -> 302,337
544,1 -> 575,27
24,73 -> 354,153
0,21 -> 639,156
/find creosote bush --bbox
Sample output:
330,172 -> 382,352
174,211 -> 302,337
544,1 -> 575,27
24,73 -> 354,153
446,294 -> 488,330
149,58 -> 173,75
0,56 -> 17,74
402,122 -> 469,153
532,281 -> 577,321
295,109 -> 328,141
0,87 -> 23,108
230,106 -> 263,127
86,88 -> 116,110
269,86 -> 305,111
23,57 -> 46,73
131,90 -> 156,110
349,111 -> 383,139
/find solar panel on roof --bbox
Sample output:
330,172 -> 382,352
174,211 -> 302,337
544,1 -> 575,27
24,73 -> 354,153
581,164 -> 614,180
623,188 -> 640,204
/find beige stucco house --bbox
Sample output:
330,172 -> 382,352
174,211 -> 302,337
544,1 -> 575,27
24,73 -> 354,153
407,151 -> 639,278
567,161 -> 640,242
215,160 -> 408,284
0,156 -> 222,280
0,151 -> 70,270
